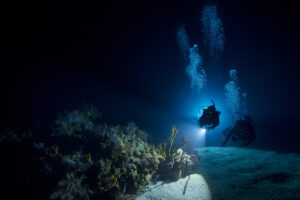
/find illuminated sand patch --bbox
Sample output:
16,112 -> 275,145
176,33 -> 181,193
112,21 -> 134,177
137,174 -> 211,200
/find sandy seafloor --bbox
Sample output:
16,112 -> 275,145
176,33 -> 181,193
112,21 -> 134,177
196,147 -> 300,200
137,147 -> 300,200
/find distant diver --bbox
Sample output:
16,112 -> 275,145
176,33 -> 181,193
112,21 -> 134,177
220,115 -> 256,147
198,100 -> 221,131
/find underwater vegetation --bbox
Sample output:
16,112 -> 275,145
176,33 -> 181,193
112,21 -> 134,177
158,125 -> 178,160
48,107 -> 163,199
0,105 -> 197,200
201,3 -> 225,57
50,172 -> 87,200
52,104 -> 102,136
158,126 -> 198,181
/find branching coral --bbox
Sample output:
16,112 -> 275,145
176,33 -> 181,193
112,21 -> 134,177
49,107 -> 161,198
52,104 -> 101,136
157,148 -> 198,181
168,125 -> 178,157
45,145 -> 60,158
97,134 -> 161,196
157,126 -> 198,181
50,172 -> 87,200
159,125 -> 178,160
159,143 -> 167,159
1,105 -> 162,200
62,153 -> 93,172
125,122 -> 137,136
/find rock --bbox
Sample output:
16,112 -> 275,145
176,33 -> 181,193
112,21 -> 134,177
136,174 -> 211,200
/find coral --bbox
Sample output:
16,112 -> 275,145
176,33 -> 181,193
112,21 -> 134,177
159,125 -> 178,160
96,133 -> 161,196
53,110 -> 83,136
157,126 -> 198,181
168,125 -> 178,156
50,172 -> 87,200
33,142 -> 45,149
45,107 -> 163,199
159,143 -> 167,159
125,122 -> 137,136
0,128 -> 33,142
0,106 -> 163,200
45,145 -> 60,158
108,126 -> 117,143
52,104 -> 101,136
135,128 -> 148,141
62,153 -> 93,172
157,148 -> 198,181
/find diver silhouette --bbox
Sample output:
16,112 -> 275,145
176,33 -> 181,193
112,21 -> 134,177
220,115 -> 256,146
198,100 -> 221,131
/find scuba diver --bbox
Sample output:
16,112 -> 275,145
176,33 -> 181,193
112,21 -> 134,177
220,115 -> 256,147
198,100 -> 221,131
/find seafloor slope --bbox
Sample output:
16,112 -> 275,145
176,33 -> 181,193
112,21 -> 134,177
137,147 -> 300,200
137,174 -> 211,200
196,147 -> 300,200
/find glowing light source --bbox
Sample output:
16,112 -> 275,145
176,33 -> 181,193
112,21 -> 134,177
199,128 -> 207,134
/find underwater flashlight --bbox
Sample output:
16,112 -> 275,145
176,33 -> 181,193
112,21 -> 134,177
199,128 -> 207,134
